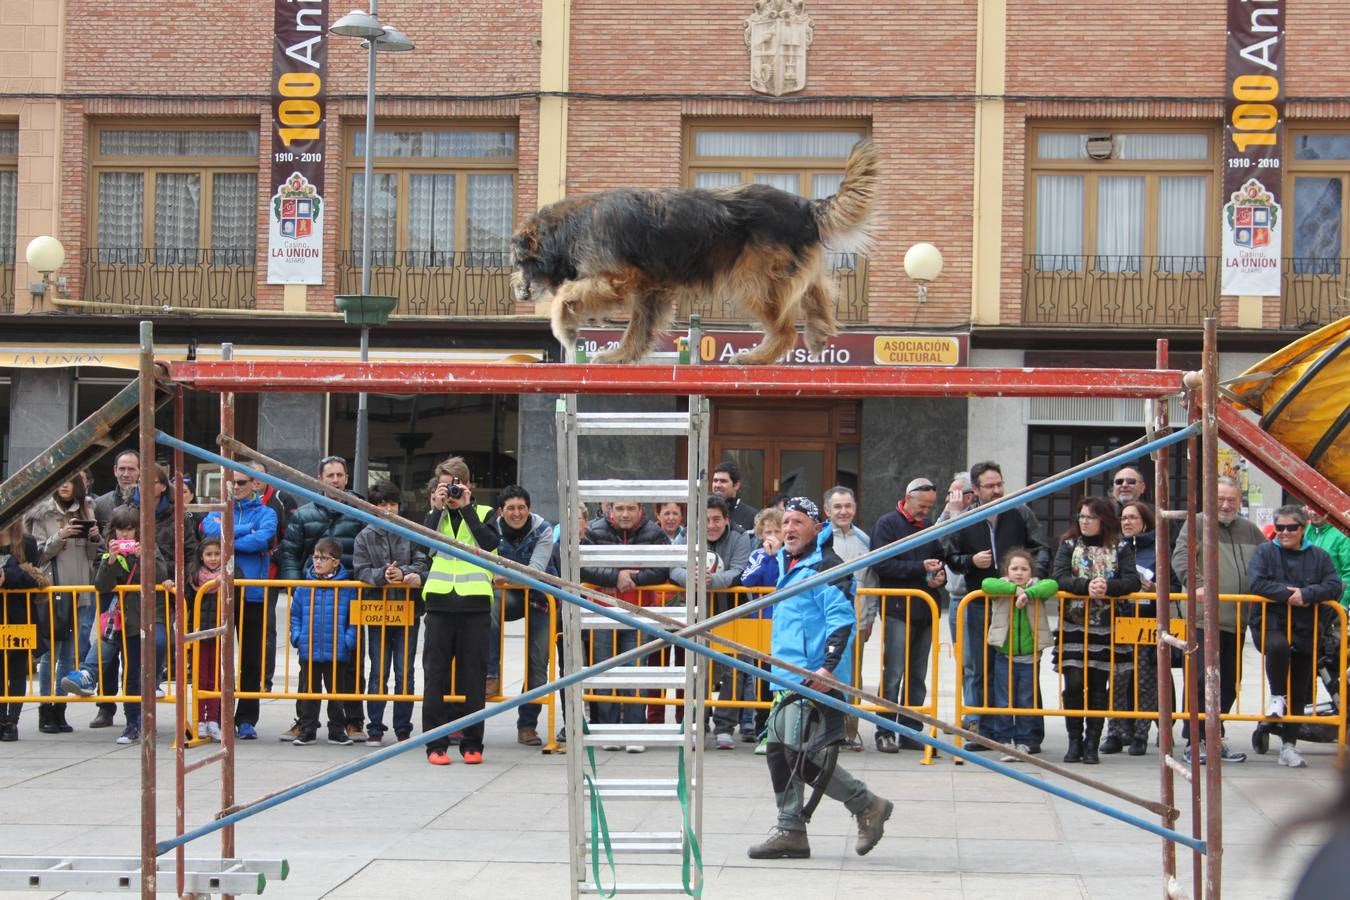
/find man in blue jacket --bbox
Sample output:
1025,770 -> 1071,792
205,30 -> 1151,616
748,497 -> 893,861
201,468 -> 279,740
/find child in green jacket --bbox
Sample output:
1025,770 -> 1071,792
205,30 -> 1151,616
981,547 -> 1059,757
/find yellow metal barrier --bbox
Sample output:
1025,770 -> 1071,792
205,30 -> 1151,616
854,588 -> 942,761
952,589 -> 1348,756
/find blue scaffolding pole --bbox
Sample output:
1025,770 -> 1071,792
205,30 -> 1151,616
155,425 -> 1203,856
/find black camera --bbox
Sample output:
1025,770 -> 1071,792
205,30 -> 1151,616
448,483 -> 465,499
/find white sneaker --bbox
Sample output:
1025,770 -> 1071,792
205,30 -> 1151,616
204,721 -> 223,742
601,744 -> 623,751
715,732 -> 734,750
1000,744 -> 1030,762
1266,695 -> 1287,718
196,722 -> 208,739
625,744 -> 646,754
155,684 -> 167,699
1278,745 -> 1307,768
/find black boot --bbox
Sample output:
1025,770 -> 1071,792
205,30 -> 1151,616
1083,720 -> 1103,765
54,704 -> 74,733
1063,717 -> 1084,763
38,704 -> 62,734
1099,732 -> 1123,754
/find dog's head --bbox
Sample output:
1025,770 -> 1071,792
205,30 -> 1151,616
509,221 -> 546,303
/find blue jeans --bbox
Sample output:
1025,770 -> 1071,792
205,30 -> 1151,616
986,652 -> 1040,746
880,614 -> 932,735
82,624 -> 166,722
588,629 -> 644,725
516,600 -> 554,730
365,618 -> 421,737
37,602 -> 94,696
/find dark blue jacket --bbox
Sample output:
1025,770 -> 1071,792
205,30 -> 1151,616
289,563 -> 359,663
1250,539 -> 1344,652
870,509 -> 943,627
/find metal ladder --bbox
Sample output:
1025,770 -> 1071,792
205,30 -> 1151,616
555,333 -> 710,898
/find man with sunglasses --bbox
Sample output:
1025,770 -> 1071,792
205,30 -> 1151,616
200,468 -> 279,740
1249,505 -> 1343,769
1111,466 -> 1148,511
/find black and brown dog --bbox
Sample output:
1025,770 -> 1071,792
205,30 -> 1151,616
510,140 -> 878,364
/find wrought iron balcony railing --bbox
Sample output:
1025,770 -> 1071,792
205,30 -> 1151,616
335,250 -> 869,322
83,248 -> 257,310
1022,254 -> 1221,326
1283,258 -> 1350,328
0,261 -> 13,313
1024,254 -> 1350,329
335,250 -> 517,317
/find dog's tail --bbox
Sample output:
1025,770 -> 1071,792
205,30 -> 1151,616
814,139 -> 878,250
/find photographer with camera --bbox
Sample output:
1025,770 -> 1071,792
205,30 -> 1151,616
421,456 -> 500,766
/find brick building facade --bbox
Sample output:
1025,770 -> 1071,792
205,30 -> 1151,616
3,0 -> 1340,532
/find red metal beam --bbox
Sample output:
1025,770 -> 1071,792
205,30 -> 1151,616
1218,403 -> 1350,532
166,361 -> 1185,399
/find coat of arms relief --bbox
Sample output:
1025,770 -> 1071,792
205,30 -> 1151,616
744,1 -> 814,96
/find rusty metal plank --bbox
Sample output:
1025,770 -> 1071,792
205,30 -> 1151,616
167,361 -> 1185,399
1217,403 -> 1350,532
0,377 -> 172,532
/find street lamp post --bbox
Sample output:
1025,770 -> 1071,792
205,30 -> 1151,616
903,242 -> 944,306
330,7 -> 413,493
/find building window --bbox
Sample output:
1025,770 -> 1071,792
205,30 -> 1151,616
340,126 -> 517,316
1031,130 -> 1213,272
1024,128 -> 1220,325
0,127 -> 16,312
346,127 -> 515,266
685,123 -> 870,322
91,127 -> 258,265
1284,131 -> 1350,327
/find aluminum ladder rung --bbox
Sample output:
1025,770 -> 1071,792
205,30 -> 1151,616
586,832 -> 685,854
585,666 -> 687,690
586,778 -> 680,799
574,412 -> 692,436
582,606 -> 687,630
0,856 -> 287,894
583,723 -> 687,746
578,544 -> 692,567
580,882 -> 691,894
577,479 -> 693,504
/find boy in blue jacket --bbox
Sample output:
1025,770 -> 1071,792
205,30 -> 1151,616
289,537 -> 359,746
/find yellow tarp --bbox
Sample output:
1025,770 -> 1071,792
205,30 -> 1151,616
1229,316 -> 1350,494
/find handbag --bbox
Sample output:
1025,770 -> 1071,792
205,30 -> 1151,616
100,597 -> 123,643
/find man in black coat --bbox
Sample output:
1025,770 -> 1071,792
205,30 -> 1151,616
940,461 -> 1051,749
277,455 -> 367,741
869,478 -> 946,752
1250,504 -> 1344,770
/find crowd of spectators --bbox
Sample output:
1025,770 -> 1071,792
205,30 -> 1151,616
1,449 -> 1347,785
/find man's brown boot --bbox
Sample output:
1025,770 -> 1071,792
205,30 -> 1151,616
854,793 -> 893,856
517,727 -> 542,747
747,827 -> 810,860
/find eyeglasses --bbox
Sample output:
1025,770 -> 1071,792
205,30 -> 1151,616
1114,478 -> 1140,486
1273,523 -> 1303,533
231,479 -> 252,487
978,481 -> 1003,490
1119,512 -> 1142,520
961,489 -> 975,496
312,553 -> 337,561
1077,514 -> 1100,521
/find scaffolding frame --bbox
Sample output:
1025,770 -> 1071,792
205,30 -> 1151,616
6,316 -> 1348,898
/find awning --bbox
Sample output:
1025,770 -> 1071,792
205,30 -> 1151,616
0,343 -> 544,371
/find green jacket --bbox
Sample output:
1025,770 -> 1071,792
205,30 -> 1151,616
982,576 -> 1058,655
1307,521 -> 1350,607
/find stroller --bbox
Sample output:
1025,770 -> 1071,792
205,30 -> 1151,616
1251,617 -> 1345,754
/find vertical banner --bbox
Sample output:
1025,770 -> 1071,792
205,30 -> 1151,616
268,0 -> 327,285
1221,1 -> 1284,296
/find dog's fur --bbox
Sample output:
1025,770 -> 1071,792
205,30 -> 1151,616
510,140 -> 878,364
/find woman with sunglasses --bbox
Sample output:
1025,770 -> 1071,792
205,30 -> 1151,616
1100,501 -> 1165,757
1052,496 -> 1140,764
1249,505 -> 1343,769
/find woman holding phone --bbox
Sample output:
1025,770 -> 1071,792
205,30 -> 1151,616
24,474 -> 101,734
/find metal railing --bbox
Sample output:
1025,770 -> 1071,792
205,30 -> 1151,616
0,261 -> 13,312
1283,257 -> 1350,328
1022,254 -> 1221,326
82,248 -> 257,310
335,249 -> 516,317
